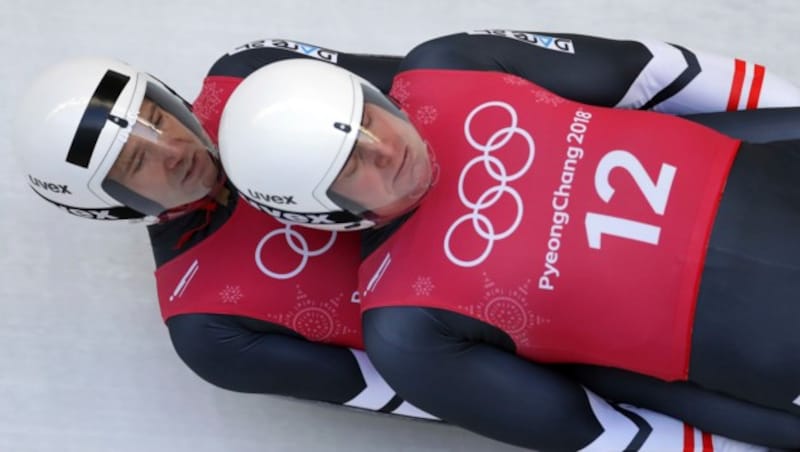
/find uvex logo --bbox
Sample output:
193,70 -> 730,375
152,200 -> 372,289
247,189 -> 297,205
29,175 -> 71,194
245,198 -> 334,225
55,205 -> 120,220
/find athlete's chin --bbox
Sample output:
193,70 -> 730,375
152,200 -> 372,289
373,193 -> 428,223
407,182 -> 430,201
201,170 -> 218,190
401,155 -> 434,199
178,185 -> 213,206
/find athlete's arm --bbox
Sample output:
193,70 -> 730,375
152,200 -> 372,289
363,307 -> 782,451
399,30 -> 800,114
166,313 -> 436,419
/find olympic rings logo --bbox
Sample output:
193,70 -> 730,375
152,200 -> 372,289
255,224 -> 337,280
444,101 -> 535,267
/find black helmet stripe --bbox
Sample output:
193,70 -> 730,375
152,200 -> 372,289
29,187 -> 144,220
66,70 -> 130,168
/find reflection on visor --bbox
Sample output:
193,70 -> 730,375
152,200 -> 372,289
357,125 -> 379,144
133,116 -> 162,142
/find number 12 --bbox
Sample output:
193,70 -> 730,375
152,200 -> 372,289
585,150 -> 677,249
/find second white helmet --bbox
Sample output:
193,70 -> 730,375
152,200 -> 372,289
219,58 -> 407,231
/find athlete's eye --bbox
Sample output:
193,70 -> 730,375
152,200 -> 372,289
133,150 -> 145,174
127,147 -> 145,175
152,110 -> 164,129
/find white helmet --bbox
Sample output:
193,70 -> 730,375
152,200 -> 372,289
13,57 -> 215,220
220,58 -> 417,231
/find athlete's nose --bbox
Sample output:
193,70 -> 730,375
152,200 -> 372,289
159,135 -> 192,171
356,126 -> 396,169
362,141 -> 396,168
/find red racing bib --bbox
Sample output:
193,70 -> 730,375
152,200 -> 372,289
156,76 -> 363,348
156,200 -> 364,349
359,69 -> 740,380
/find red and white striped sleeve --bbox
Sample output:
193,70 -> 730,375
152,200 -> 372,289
614,39 -> 800,114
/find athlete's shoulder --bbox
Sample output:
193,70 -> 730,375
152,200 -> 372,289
166,313 -> 301,391
207,38 -> 343,79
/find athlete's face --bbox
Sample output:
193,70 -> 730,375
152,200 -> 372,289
330,102 -> 433,223
107,98 -> 219,210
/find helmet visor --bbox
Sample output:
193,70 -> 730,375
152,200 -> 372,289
103,79 -> 219,216
327,84 -> 434,226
